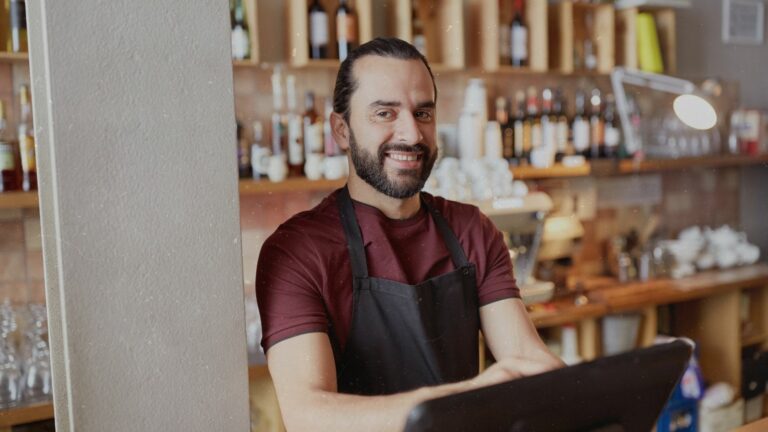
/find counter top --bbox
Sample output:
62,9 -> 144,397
529,264 -> 768,328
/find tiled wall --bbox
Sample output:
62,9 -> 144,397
0,208 -> 44,304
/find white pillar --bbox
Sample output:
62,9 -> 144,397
26,1 -> 250,431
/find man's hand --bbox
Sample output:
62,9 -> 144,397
470,354 -> 561,388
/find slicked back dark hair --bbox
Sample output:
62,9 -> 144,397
332,37 -> 437,123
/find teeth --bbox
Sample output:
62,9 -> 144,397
389,153 -> 418,161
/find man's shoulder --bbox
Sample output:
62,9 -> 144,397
263,189 -> 344,249
423,192 -> 482,224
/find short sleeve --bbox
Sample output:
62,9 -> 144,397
475,212 -> 521,306
255,228 -> 329,352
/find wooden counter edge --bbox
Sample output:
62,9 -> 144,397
0,401 -> 54,428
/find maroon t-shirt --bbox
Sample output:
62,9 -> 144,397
256,189 -> 520,352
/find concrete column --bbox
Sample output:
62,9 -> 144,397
26,1 -> 250,431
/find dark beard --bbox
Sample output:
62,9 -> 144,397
348,129 -> 436,199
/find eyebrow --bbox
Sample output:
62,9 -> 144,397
368,100 -> 436,109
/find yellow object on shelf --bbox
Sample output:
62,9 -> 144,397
636,13 -> 664,73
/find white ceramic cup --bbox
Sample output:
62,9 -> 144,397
267,154 -> 288,182
304,154 -> 325,181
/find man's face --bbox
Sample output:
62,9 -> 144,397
343,56 -> 437,199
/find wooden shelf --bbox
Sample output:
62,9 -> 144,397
512,163 -> 591,180
239,177 -> 346,195
618,154 -> 768,174
0,51 -> 28,63
530,264 -> 768,328
0,401 -> 53,428
741,331 -> 767,347
0,191 -> 39,209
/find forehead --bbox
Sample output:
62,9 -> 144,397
350,56 -> 435,107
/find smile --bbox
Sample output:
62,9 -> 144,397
385,152 -> 422,162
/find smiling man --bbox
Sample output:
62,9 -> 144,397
256,38 -> 562,432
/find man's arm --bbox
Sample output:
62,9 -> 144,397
267,332 -> 545,432
480,298 -> 565,371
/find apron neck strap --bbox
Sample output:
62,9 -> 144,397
337,186 -> 471,279
421,197 -> 470,268
338,186 -> 370,278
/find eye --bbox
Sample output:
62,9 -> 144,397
414,110 -> 434,122
375,109 -> 395,120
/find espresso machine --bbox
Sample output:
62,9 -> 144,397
477,192 -> 555,305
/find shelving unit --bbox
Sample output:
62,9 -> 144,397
0,51 -> 28,63
2,155 -> 766,209
0,191 -> 39,209
616,5 -> 677,74
0,402 -> 54,432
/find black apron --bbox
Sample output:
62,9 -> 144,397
333,187 -> 480,396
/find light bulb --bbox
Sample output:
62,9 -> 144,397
673,94 -> 717,130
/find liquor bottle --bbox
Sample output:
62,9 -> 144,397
9,0 -> 27,53
513,90 -> 526,163
285,75 -> 304,176
236,120 -> 252,178
308,0 -> 329,59
302,92 -> 323,158
270,69 -> 287,158
553,88 -> 570,162
250,121 -> 267,180
336,0 -> 357,61
231,0 -> 251,61
525,86 -> 540,162
412,1 -> 427,57
510,0 -> 528,68
496,97 -> 514,161
0,101 -> 17,192
498,0 -> 511,66
541,88 -> 557,156
572,90 -> 590,158
603,94 -> 621,159
18,85 -> 35,191
589,88 -> 604,159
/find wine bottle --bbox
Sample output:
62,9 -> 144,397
496,97 -> 514,161
553,88 -> 570,162
303,92 -> 323,159
525,86 -> 540,163
0,101 -> 17,192
237,120 -> 252,178
18,85 -> 35,191
9,0 -> 27,53
285,75 -> 304,176
231,0 -> 251,60
572,90 -> 590,158
513,90 -> 526,164
336,0 -> 357,61
308,0 -> 329,59
589,88 -> 604,159
603,94 -> 621,159
510,0 -> 528,68
498,0 -> 511,65
541,88 -> 557,157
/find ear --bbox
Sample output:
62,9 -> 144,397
330,111 -> 350,151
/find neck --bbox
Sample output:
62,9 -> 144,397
346,174 -> 422,220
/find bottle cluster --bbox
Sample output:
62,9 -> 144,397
308,0 -> 358,62
491,85 -> 622,167
0,85 -> 37,193
236,68 -> 346,182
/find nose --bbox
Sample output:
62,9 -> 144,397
394,112 -> 423,145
